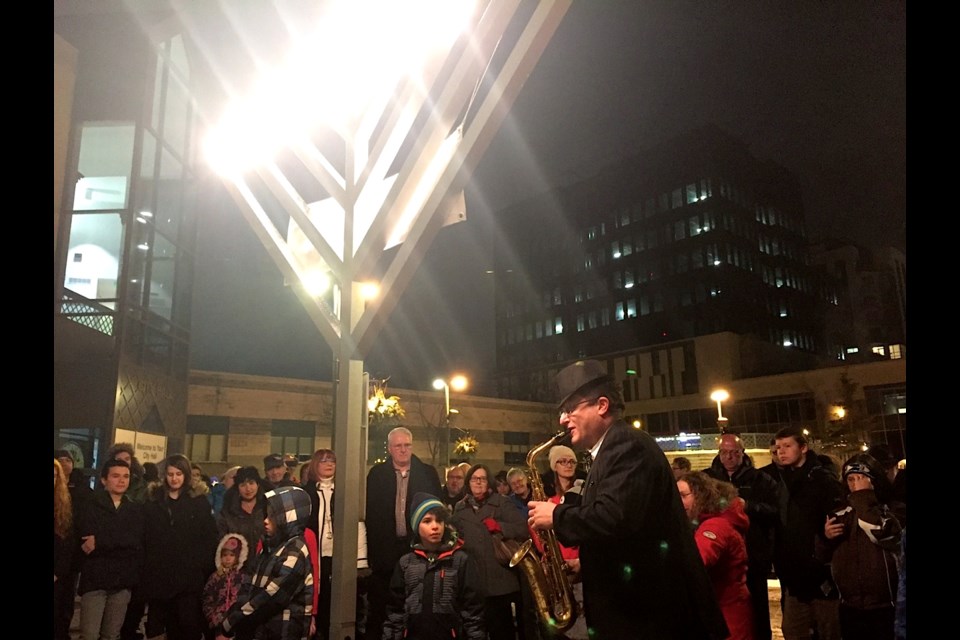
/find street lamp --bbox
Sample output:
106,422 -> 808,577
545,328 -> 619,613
710,389 -> 730,432
434,374 -> 468,464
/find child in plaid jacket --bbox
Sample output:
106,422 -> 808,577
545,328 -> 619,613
216,486 -> 317,640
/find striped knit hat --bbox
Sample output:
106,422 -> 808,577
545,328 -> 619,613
410,492 -> 445,532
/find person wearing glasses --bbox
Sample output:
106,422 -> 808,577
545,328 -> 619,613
704,433 -> 781,640
305,449 -> 370,640
452,464 -> 529,640
527,359 -> 728,639
364,427 -> 442,640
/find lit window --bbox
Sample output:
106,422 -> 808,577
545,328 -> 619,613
554,318 -> 563,334
576,315 -> 585,332
889,344 -> 902,359
846,347 -> 859,354
615,302 -> 625,321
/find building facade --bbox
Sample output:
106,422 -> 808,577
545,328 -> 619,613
54,4 -> 201,471
492,125 -> 826,402
185,338 -> 906,484
810,239 -> 907,362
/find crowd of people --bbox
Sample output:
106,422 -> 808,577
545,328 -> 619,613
55,361 -> 906,640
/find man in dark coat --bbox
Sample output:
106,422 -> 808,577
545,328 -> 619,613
528,360 -> 728,639
767,426 -> 845,640
77,459 -> 145,640
364,427 -> 442,640
704,432 -> 781,640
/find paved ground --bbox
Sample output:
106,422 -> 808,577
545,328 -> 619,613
70,581 -> 788,639
769,579 -> 785,640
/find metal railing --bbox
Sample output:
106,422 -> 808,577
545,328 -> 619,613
59,289 -> 116,336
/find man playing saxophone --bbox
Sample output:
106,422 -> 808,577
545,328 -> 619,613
527,360 -> 729,639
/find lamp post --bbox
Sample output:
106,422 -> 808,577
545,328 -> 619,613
710,389 -> 730,432
434,374 -> 468,465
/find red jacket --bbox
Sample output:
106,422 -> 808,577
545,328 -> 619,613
695,498 -> 754,640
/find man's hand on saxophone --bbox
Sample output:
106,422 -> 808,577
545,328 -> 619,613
527,500 -> 557,531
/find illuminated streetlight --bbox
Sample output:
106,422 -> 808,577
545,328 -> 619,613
710,389 -> 730,431
433,374 -> 469,464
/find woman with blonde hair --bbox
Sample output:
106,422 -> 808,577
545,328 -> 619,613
54,459 -> 75,640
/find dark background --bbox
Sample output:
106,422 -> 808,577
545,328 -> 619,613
189,1 -> 906,393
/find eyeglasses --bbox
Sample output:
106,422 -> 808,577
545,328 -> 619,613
555,459 -> 577,466
559,397 -> 596,418
390,443 -> 412,450
470,476 -> 488,483
317,457 -> 336,463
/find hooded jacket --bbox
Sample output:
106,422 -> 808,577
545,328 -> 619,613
817,487 -> 902,611
202,533 -> 250,627
383,524 -> 485,640
219,486 -> 315,640
694,498 -> 754,640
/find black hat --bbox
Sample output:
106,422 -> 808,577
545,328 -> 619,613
54,449 -> 72,460
236,466 -> 262,484
842,453 -> 880,481
555,360 -> 613,409
263,454 -> 284,471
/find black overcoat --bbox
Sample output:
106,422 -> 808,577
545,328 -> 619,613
365,455 -> 442,574
553,420 -> 728,639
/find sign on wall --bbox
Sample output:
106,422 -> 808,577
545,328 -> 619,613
114,428 -> 168,463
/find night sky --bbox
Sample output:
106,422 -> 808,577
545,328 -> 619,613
189,1 -> 905,393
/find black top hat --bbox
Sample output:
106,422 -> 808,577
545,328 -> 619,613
555,360 -> 613,409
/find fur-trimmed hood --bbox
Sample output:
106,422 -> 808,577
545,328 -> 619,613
215,532 -> 249,573
147,478 -> 210,502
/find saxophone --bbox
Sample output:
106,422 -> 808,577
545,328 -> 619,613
509,430 -> 578,633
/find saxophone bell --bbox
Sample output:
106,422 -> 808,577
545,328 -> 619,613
510,430 -> 578,633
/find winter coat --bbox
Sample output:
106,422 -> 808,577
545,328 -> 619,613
304,478 -> 369,566
694,499 -> 755,640
67,470 -> 94,572
220,486 -> 315,640
767,452 -> 844,600
817,488 -> 902,611
553,420 -> 728,639
141,482 -> 219,600
54,530 -> 73,581
203,532 -> 251,628
704,453 -> 780,576
451,491 -> 529,598
365,455 -> 442,575
895,528 -> 906,639
76,491 -> 145,594
210,482 -> 228,516
383,529 -> 485,640
217,484 -> 268,570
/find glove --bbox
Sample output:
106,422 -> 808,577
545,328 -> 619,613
483,517 -> 502,534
